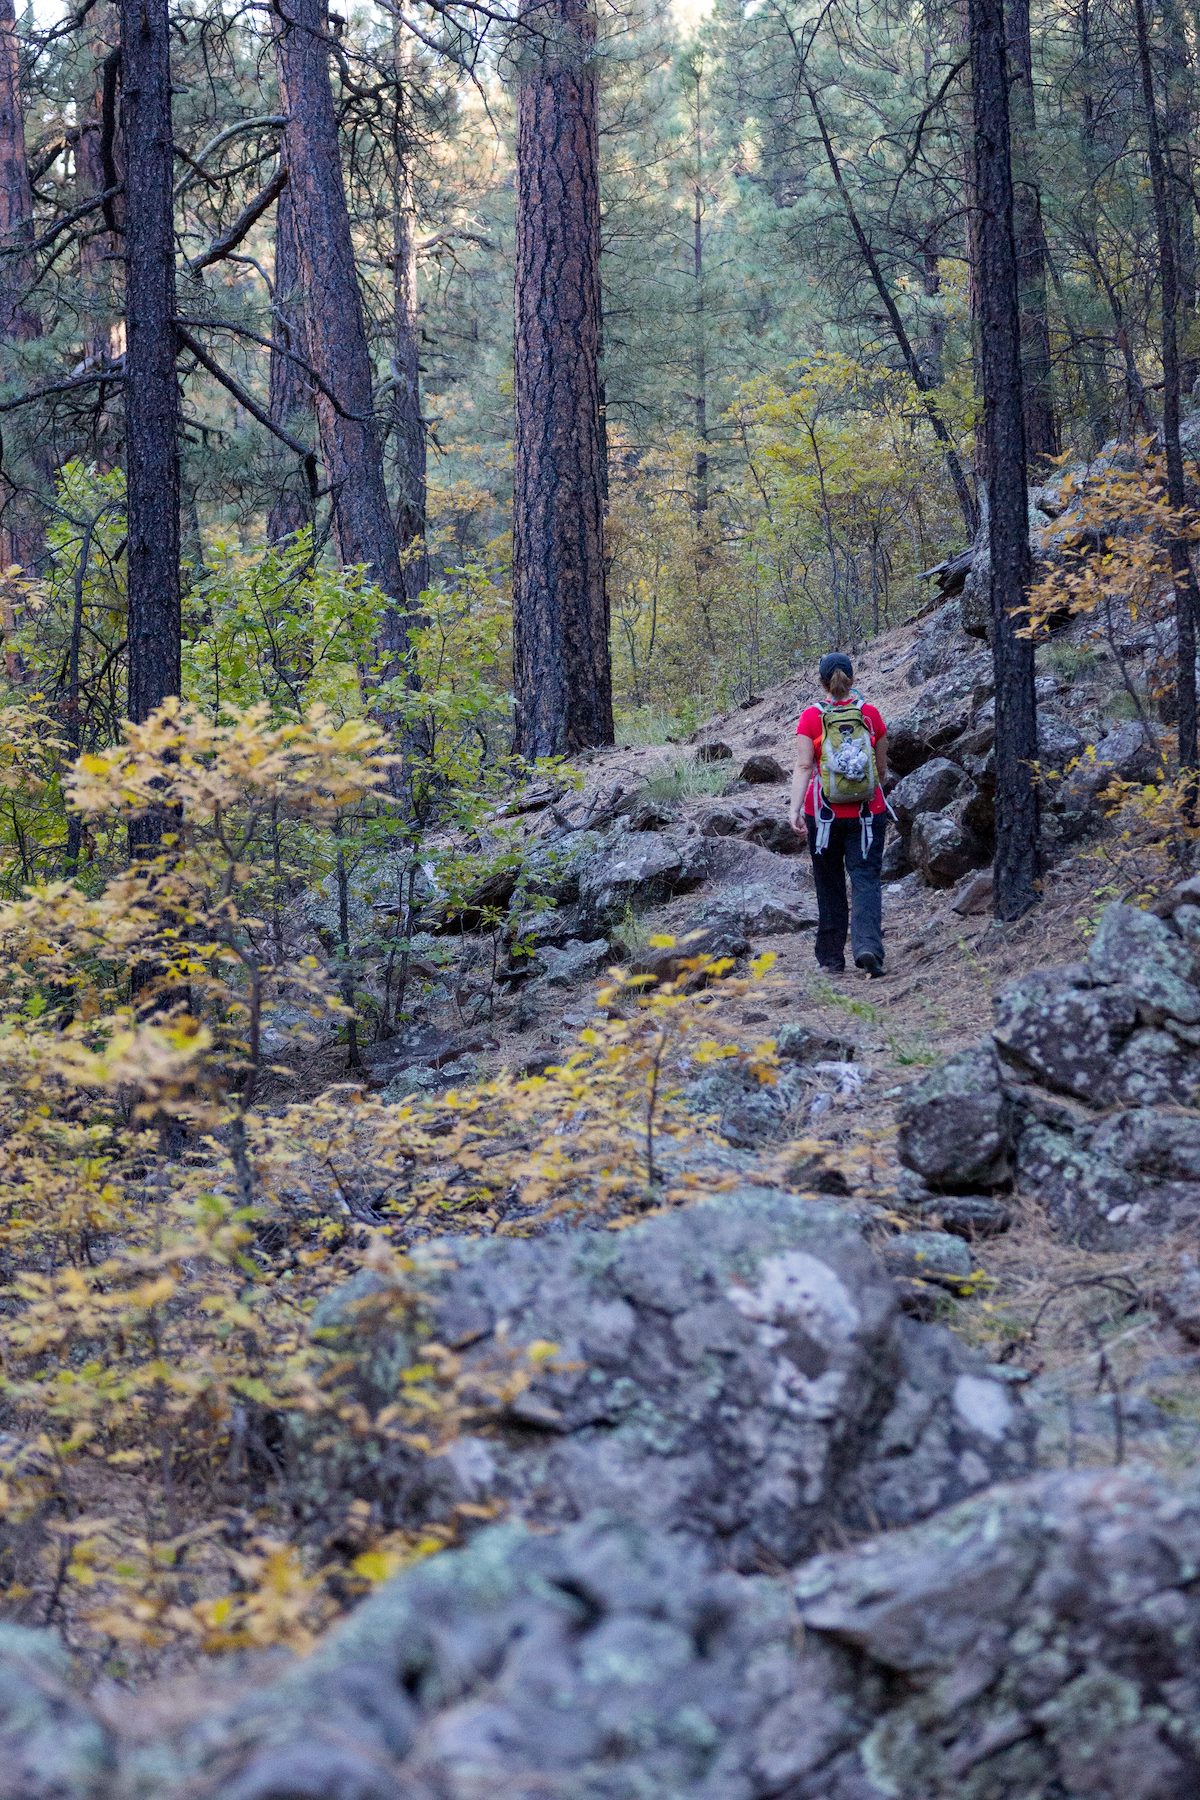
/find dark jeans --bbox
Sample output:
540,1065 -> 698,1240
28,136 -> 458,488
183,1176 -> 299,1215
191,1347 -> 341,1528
804,814 -> 887,969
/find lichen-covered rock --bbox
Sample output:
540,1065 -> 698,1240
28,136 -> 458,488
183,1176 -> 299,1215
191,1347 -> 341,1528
536,937 -> 612,986
123,1517 -> 820,1800
684,1060 -> 810,1145
1086,903 -> 1200,1024
577,830 -> 708,928
308,1190 -> 1032,1571
909,804 -> 980,888
1037,710 -> 1086,771
0,1628 -> 115,1800
896,1045 -> 1013,1192
994,967 -> 1139,1099
795,1468 -> 1200,1800
889,757 -> 971,830
887,673 -> 989,776
122,1470 -> 1200,1800
1017,1107 -> 1200,1248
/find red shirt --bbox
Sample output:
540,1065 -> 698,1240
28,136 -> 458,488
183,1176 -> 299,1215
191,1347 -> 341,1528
797,701 -> 887,817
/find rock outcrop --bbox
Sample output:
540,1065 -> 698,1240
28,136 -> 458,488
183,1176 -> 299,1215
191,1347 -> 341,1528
307,1189 -> 1033,1571
898,891 -> 1200,1245
44,1467 -> 1200,1798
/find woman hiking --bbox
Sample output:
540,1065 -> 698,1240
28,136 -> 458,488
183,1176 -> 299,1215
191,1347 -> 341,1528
789,652 -> 889,978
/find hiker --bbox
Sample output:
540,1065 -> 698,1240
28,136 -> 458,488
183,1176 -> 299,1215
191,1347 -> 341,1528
789,652 -> 889,977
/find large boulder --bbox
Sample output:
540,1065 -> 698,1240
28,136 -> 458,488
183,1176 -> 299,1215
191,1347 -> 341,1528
896,1046 -> 1013,1192
889,757 -> 971,830
577,829 -> 708,928
1050,721 -> 1161,841
1018,1107 -> 1200,1248
308,1189 -> 1033,1572
909,803 -> 981,887
887,680 -> 984,776
1085,903 -> 1200,1024
994,967 -> 1140,1100
116,1469 -> 1200,1800
795,1468 -> 1200,1799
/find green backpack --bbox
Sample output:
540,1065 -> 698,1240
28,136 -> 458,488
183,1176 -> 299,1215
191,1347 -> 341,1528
818,700 -> 876,807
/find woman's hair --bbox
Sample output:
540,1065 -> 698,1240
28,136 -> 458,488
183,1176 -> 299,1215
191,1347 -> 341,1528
819,651 -> 854,700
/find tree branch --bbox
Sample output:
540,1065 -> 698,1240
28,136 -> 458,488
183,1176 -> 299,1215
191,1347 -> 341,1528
188,165 -> 286,273
175,323 -> 319,496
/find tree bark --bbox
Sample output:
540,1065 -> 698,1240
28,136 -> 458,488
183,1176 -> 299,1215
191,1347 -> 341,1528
273,0 -> 414,674
512,0 -> 613,759
1004,0 -> 1058,463
0,0 -> 44,571
267,173 -> 313,543
121,0 -> 180,743
970,0 -> 1041,920
1164,0 -> 1198,396
1135,0 -> 1200,780
391,28 -> 428,603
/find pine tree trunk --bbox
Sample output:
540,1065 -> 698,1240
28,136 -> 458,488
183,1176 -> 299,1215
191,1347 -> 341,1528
391,29 -> 427,603
512,0 -> 613,759
1164,0 -> 1198,395
267,175 -> 313,544
970,0 -> 1041,920
273,0 -> 413,672
1004,0 -> 1058,463
1135,0 -> 1200,779
120,0 -> 180,740
0,0 -> 44,571
75,13 -> 122,468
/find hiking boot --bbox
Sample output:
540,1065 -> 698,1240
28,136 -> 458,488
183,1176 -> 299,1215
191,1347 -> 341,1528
818,960 -> 846,974
855,952 -> 884,978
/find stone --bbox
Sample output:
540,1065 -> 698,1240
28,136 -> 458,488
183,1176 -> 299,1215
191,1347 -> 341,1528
739,812 -> 807,855
880,831 -> 910,881
1052,722 -> 1160,839
363,1024 -> 496,1089
576,830 -> 708,929
879,1229 -> 976,1287
537,938 -> 613,987
0,1627 -> 115,1799
308,1189 -> 1033,1571
1037,710 -> 1086,771
739,753 -> 787,784
959,549 -> 990,637
684,1061 -> 810,1146
889,757 -> 971,830
1159,1265 -> 1200,1343
886,680 -> 982,777
949,866 -> 993,915
113,1470 -> 1200,1800
1086,903 -> 1200,1024
795,1468 -> 1200,1799
1100,1027 -> 1200,1107
1017,1109 -> 1200,1248
633,920 -> 750,984
909,804 -> 980,888
896,1046 -> 1013,1192
695,739 -> 733,763
994,967 -> 1139,1099
735,885 -> 816,935
776,1023 -> 856,1064
911,1192 -> 1013,1238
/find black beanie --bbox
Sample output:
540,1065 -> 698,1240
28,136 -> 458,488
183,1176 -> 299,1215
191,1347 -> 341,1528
818,652 -> 854,686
